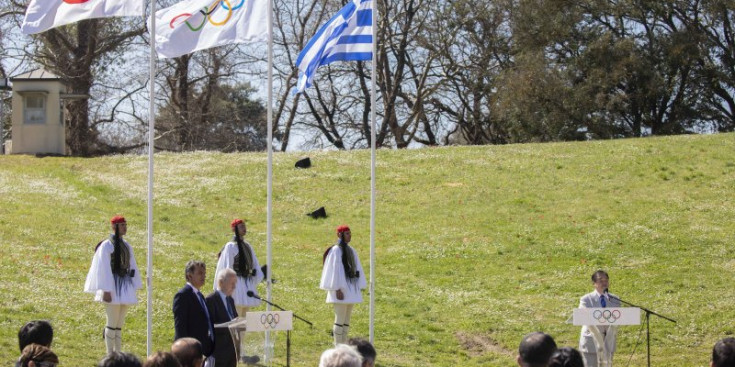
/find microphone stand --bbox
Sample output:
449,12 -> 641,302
249,294 -> 312,367
607,293 -> 676,367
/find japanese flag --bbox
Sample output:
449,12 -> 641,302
21,0 -> 144,35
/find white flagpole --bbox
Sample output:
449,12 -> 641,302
369,0 -> 377,344
265,0 -> 274,359
146,0 -> 157,356
266,0 -> 274,316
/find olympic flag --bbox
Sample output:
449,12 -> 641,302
293,0 -> 373,94
150,0 -> 268,59
21,0 -> 144,35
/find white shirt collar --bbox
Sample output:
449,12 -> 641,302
186,282 -> 202,295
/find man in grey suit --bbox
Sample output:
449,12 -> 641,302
579,270 -> 620,367
206,268 -> 239,367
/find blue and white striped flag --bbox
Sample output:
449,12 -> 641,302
293,0 -> 373,94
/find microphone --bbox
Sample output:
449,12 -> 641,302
246,291 -> 261,300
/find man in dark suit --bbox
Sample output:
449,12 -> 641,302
173,260 -> 215,360
206,268 -> 239,367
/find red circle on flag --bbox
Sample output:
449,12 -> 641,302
63,0 -> 91,3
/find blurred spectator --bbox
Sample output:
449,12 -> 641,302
712,337 -> 735,367
548,347 -> 584,367
347,338 -> 376,367
319,344 -> 362,367
18,321 -> 53,352
171,337 -> 204,367
98,352 -> 142,367
143,352 -> 182,367
18,344 -> 58,367
517,332 -> 557,367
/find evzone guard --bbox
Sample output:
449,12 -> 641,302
84,216 -> 142,354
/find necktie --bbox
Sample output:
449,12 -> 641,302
196,291 -> 214,341
225,297 -> 235,319
600,295 -> 607,308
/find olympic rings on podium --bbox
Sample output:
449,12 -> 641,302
593,309 -> 621,323
260,313 -> 280,329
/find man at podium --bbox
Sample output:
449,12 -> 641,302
579,270 -> 620,367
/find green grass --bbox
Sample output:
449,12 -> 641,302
1,134 -> 734,366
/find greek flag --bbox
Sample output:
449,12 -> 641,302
293,0 -> 373,94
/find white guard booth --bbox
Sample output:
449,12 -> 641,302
573,307 -> 640,367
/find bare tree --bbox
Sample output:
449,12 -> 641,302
155,47 -> 268,152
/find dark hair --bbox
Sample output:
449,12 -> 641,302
98,352 -> 142,367
184,260 -> 206,280
713,337 -> 735,367
19,344 -> 59,367
143,352 -> 182,367
591,270 -> 609,283
347,337 -> 377,363
18,320 -> 53,352
518,332 -> 557,367
233,226 -> 254,277
548,347 -> 584,367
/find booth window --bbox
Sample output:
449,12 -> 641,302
24,95 -> 46,124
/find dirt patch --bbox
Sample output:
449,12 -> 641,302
456,331 -> 514,357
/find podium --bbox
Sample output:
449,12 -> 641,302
572,307 -> 640,367
215,311 -> 293,366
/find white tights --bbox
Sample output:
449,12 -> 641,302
332,304 -> 354,345
104,304 -> 130,354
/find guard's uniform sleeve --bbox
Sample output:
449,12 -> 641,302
249,242 -> 264,284
213,242 -> 236,291
353,247 -> 367,290
84,240 -> 115,295
320,246 -> 346,291
127,240 -> 143,290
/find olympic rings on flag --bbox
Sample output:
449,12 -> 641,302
222,0 -> 245,11
592,309 -> 621,323
259,313 -> 280,329
63,0 -> 90,3
168,0 -> 244,31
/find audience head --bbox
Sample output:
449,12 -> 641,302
19,344 -> 58,367
171,338 -> 204,367
319,344 -> 362,367
548,347 -> 584,367
347,338 -> 376,367
712,337 -> 735,367
517,332 -> 558,367
97,352 -> 142,367
18,320 -> 54,352
143,352 -> 182,367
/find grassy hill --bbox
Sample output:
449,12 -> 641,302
0,133 -> 733,367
